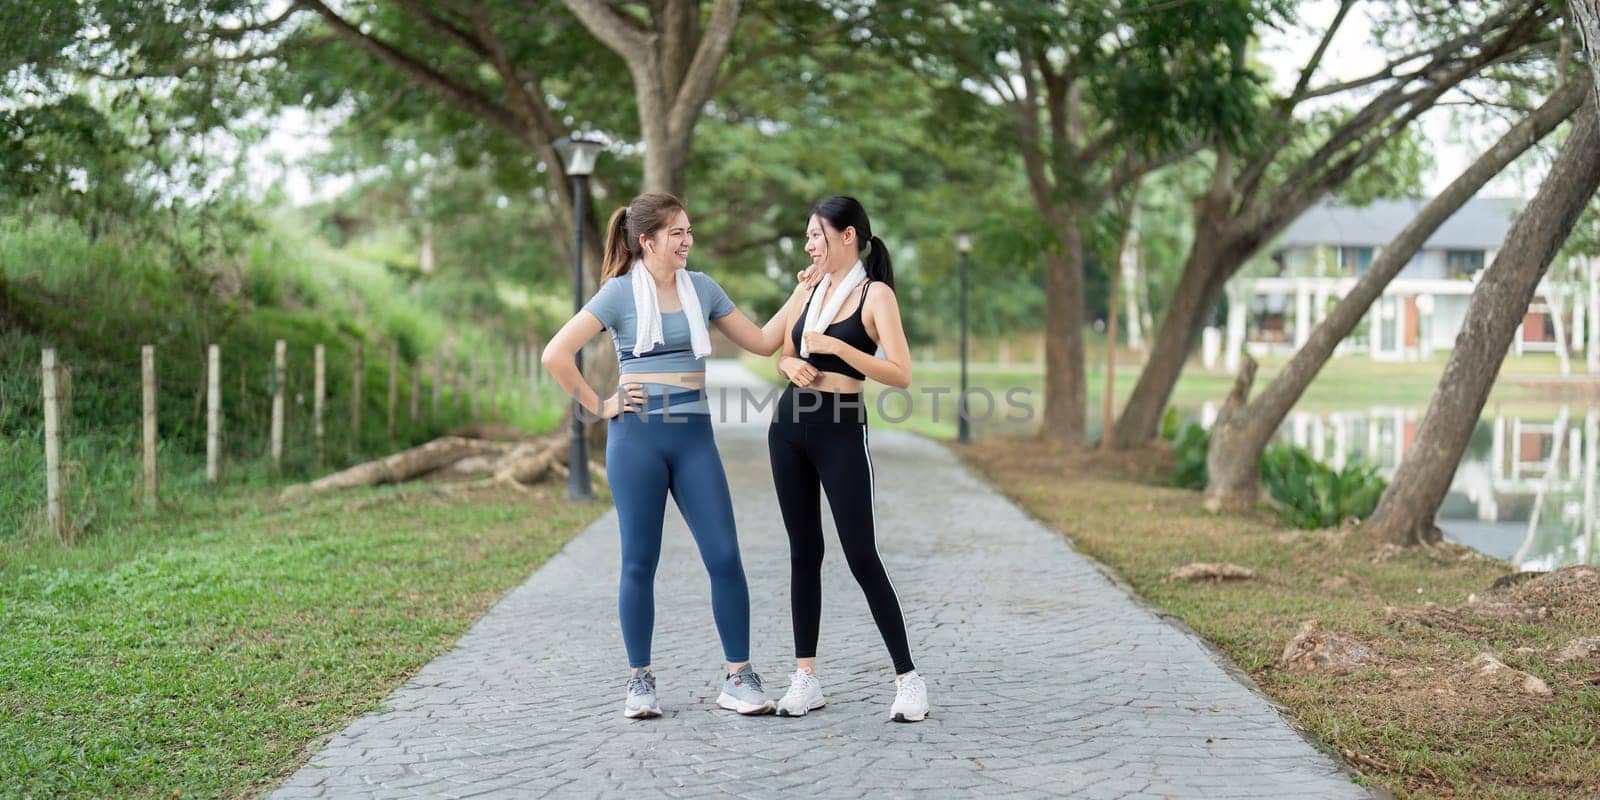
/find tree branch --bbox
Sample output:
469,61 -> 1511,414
667,0 -> 742,142
393,0 -> 491,59
1287,0 -> 1356,105
464,6 -> 562,146
561,0 -> 652,59
206,2 -> 309,41
300,0 -> 523,139
87,35 -> 337,80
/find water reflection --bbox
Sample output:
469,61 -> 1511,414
1198,403 -> 1600,570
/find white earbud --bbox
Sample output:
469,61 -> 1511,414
646,242 -> 655,254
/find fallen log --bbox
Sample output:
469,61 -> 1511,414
281,436 -> 512,500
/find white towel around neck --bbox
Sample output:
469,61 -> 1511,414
630,262 -> 711,359
800,261 -> 867,358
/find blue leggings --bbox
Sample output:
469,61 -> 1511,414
606,412 -> 749,668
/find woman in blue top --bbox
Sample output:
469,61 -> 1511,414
542,191 -> 813,719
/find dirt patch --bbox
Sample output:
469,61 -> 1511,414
1505,566 -> 1600,617
960,436 -> 1175,485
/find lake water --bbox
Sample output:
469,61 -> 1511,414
1195,401 -> 1600,570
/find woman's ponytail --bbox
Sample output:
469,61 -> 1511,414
863,234 -> 895,289
600,206 -> 633,283
599,192 -> 686,284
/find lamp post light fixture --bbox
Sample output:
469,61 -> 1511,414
955,232 -> 973,444
555,134 -> 605,501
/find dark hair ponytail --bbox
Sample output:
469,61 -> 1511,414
600,192 -> 687,283
810,195 -> 894,289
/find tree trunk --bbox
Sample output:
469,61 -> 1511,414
1204,76 -> 1590,509
1111,204 -> 1232,449
1363,102 -> 1600,547
1576,2 -> 1600,110
1204,355 -> 1259,513
1039,213 -> 1089,448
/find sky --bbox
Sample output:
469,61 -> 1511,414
248,0 -> 1547,207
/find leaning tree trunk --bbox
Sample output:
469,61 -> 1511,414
1039,213 -> 1089,448
1363,102 -> 1600,547
1204,76 -> 1591,510
1110,201 -> 1233,449
1578,2 -> 1600,110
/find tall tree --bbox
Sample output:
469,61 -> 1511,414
872,0 -> 1279,448
561,0 -> 740,195
1361,3 -> 1600,546
1109,0 -> 1559,449
1202,75 -> 1590,510
1361,97 -> 1600,546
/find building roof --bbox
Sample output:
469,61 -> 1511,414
1274,196 -> 1522,251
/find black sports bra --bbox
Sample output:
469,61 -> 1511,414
791,281 -> 875,380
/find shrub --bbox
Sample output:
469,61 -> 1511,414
1260,443 -> 1387,529
1170,423 -> 1210,491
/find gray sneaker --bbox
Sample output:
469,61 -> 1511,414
715,665 -> 775,715
624,671 -> 661,719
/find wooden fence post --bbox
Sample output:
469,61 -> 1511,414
351,340 -> 364,449
141,345 -> 158,508
409,356 -> 420,424
469,351 -> 480,419
207,344 -> 222,484
387,340 -> 398,442
270,339 -> 286,471
431,351 -> 442,418
489,347 -> 499,420
41,349 -> 66,540
313,344 -> 326,467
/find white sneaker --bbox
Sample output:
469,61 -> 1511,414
623,671 -> 661,719
776,669 -> 826,717
890,671 -> 929,723
715,664 -> 775,715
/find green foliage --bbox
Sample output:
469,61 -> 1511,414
1260,444 -> 1388,530
1167,416 -> 1211,491
0,214 -> 561,543
1161,409 -> 1386,528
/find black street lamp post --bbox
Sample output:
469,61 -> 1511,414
956,232 -> 973,444
555,135 -> 604,501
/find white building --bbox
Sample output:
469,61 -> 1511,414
1214,197 -> 1600,371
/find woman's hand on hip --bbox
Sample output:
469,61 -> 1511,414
602,382 -> 647,419
780,356 -> 818,388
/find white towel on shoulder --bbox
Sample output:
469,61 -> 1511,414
631,262 -> 711,359
800,261 -> 867,358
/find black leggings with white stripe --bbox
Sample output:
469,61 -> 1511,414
767,385 -> 915,675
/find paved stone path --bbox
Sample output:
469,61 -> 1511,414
269,362 -> 1370,799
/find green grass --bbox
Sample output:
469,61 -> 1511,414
0,481 -> 607,799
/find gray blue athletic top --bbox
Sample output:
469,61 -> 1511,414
582,270 -> 735,415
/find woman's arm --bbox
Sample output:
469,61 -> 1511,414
775,284 -> 818,387
540,311 -> 644,418
801,284 -> 912,389
712,280 -> 815,356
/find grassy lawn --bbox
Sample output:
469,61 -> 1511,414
961,438 -> 1600,800
0,481 -> 607,799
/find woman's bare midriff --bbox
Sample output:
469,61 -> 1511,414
803,372 -> 865,394
618,371 -> 705,389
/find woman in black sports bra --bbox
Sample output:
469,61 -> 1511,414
767,196 -> 929,723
